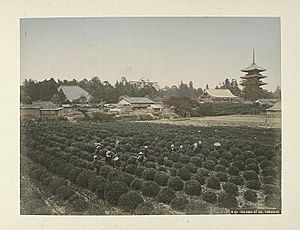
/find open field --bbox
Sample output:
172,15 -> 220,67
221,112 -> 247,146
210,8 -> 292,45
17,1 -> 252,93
150,115 -> 281,129
20,121 -> 281,215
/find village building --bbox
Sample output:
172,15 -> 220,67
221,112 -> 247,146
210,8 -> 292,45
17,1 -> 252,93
58,85 -> 91,103
267,100 -> 281,117
255,99 -> 279,106
201,89 -> 238,102
118,96 -> 155,109
21,101 -> 64,119
240,50 -> 268,101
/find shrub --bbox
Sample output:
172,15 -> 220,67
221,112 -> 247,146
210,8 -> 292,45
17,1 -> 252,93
168,176 -> 184,191
170,195 -> 189,211
229,176 -> 245,185
156,156 -> 165,165
99,165 -> 113,178
124,164 -> 137,174
142,168 -> 157,181
262,167 -> 277,178
262,184 -> 280,195
192,173 -> 206,185
130,178 -> 144,190
71,197 -> 89,212
169,168 -> 177,177
184,179 -> 202,196
186,163 -> 198,173
154,172 -> 170,186
262,176 -> 276,184
190,156 -> 203,167
30,168 -> 46,181
245,163 -> 260,173
256,155 -> 266,163
104,182 -> 129,205
48,178 -> 66,194
118,191 -> 144,212
173,162 -> 184,169
202,160 -> 216,170
67,168 -> 81,183
178,155 -> 190,164
214,164 -> 227,172
207,176 -> 221,190
127,156 -> 137,164
246,180 -> 261,190
144,161 -> 157,169
169,152 -> 180,162
158,165 -> 168,172
232,161 -> 245,171
202,191 -> 217,204
135,166 -> 145,178
56,185 -> 74,200
244,189 -> 257,202
222,182 -> 238,196
198,168 -> 210,176
227,166 -> 240,176
260,160 -> 276,169
218,158 -> 230,167
265,195 -> 281,208
164,159 -> 174,167
218,192 -> 238,208
135,201 -> 154,215
157,188 -> 176,204
245,158 -> 257,165
178,167 -> 192,181
216,172 -> 228,182
221,152 -> 233,161
95,181 -> 108,199
141,181 -> 160,198
243,170 -> 259,181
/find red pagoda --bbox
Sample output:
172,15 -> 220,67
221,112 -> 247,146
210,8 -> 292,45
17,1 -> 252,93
240,49 -> 268,101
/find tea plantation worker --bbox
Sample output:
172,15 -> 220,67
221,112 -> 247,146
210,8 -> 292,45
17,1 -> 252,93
169,144 -> 175,154
144,145 -> 149,158
214,142 -> 221,151
192,142 -> 198,153
178,145 -> 184,154
94,143 -> 102,156
113,156 -> 121,169
92,155 -> 100,175
137,151 -> 146,165
105,151 -> 113,166
115,140 -> 120,153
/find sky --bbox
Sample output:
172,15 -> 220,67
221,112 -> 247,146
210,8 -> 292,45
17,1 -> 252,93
20,17 -> 280,91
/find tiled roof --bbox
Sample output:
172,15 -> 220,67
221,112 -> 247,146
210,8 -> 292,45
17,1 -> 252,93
241,63 -> 267,72
206,89 -> 237,98
120,96 -> 155,104
267,100 -> 281,111
58,85 -> 91,102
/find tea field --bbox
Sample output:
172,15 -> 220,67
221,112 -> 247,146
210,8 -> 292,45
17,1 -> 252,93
20,121 -> 281,215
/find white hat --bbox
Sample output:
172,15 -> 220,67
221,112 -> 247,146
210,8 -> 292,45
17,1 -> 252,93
198,130 -> 201,133
198,140 -> 202,144
180,145 -> 183,148
94,142 -> 101,146
214,142 -> 221,147
114,156 -> 119,161
144,146 -> 148,149
93,155 -> 97,159
194,143 -> 198,147
171,144 -> 174,148
139,151 -> 144,155
96,146 -> 101,150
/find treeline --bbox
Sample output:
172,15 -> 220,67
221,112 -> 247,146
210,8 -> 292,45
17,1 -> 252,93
20,77 -> 203,104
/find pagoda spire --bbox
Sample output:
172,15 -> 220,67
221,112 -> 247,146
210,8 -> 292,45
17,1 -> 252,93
252,48 -> 255,64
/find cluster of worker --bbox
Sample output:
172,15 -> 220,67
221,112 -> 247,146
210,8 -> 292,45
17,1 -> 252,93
91,131 -> 222,175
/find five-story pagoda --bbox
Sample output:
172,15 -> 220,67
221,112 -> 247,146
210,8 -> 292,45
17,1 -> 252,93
240,49 -> 268,101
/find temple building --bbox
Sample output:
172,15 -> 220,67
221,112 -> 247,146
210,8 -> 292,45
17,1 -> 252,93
240,49 -> 268,101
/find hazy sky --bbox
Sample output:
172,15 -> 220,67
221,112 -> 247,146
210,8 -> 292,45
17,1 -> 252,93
20,17 -> 280,91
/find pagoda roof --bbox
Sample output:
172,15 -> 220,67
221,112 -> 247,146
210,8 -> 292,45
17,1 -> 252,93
205,89 -> 237,98
241,74 -> 267,79
241,63 -> 267,72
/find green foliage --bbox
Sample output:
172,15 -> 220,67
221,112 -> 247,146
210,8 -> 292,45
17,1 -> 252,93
164,96 -> 199,117
229,176 -> 245,186
56,185 -> 74,200
142,168 -> 157,181
243,170 -> 259,181
206,176 -> 221,190
178,167 -> 192,181
135,202 -> 154,215
104,182 -> 129,205
130,178 -> 144,190
262,167 -> 277,177
245,163 -> 260,173
141,181 -> 160,198
202,160 -> 216,170
244,190 -> 257,202
190,156 -> 203,167
246,180 -> 262,190
170,195 -> 189,211
222,182 -> 238,196
157,188 -> 176,204
214,164 -> 227,172
185,201 -> 210,214
154,172 -> 170,186
216,172 -> 228,182
227,166 -> 240,176
168,176 -> 184,191
184,180 -> 202,196
118,191 -> 144,212
218,192 -> 238,208
202,191 -> 217,204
